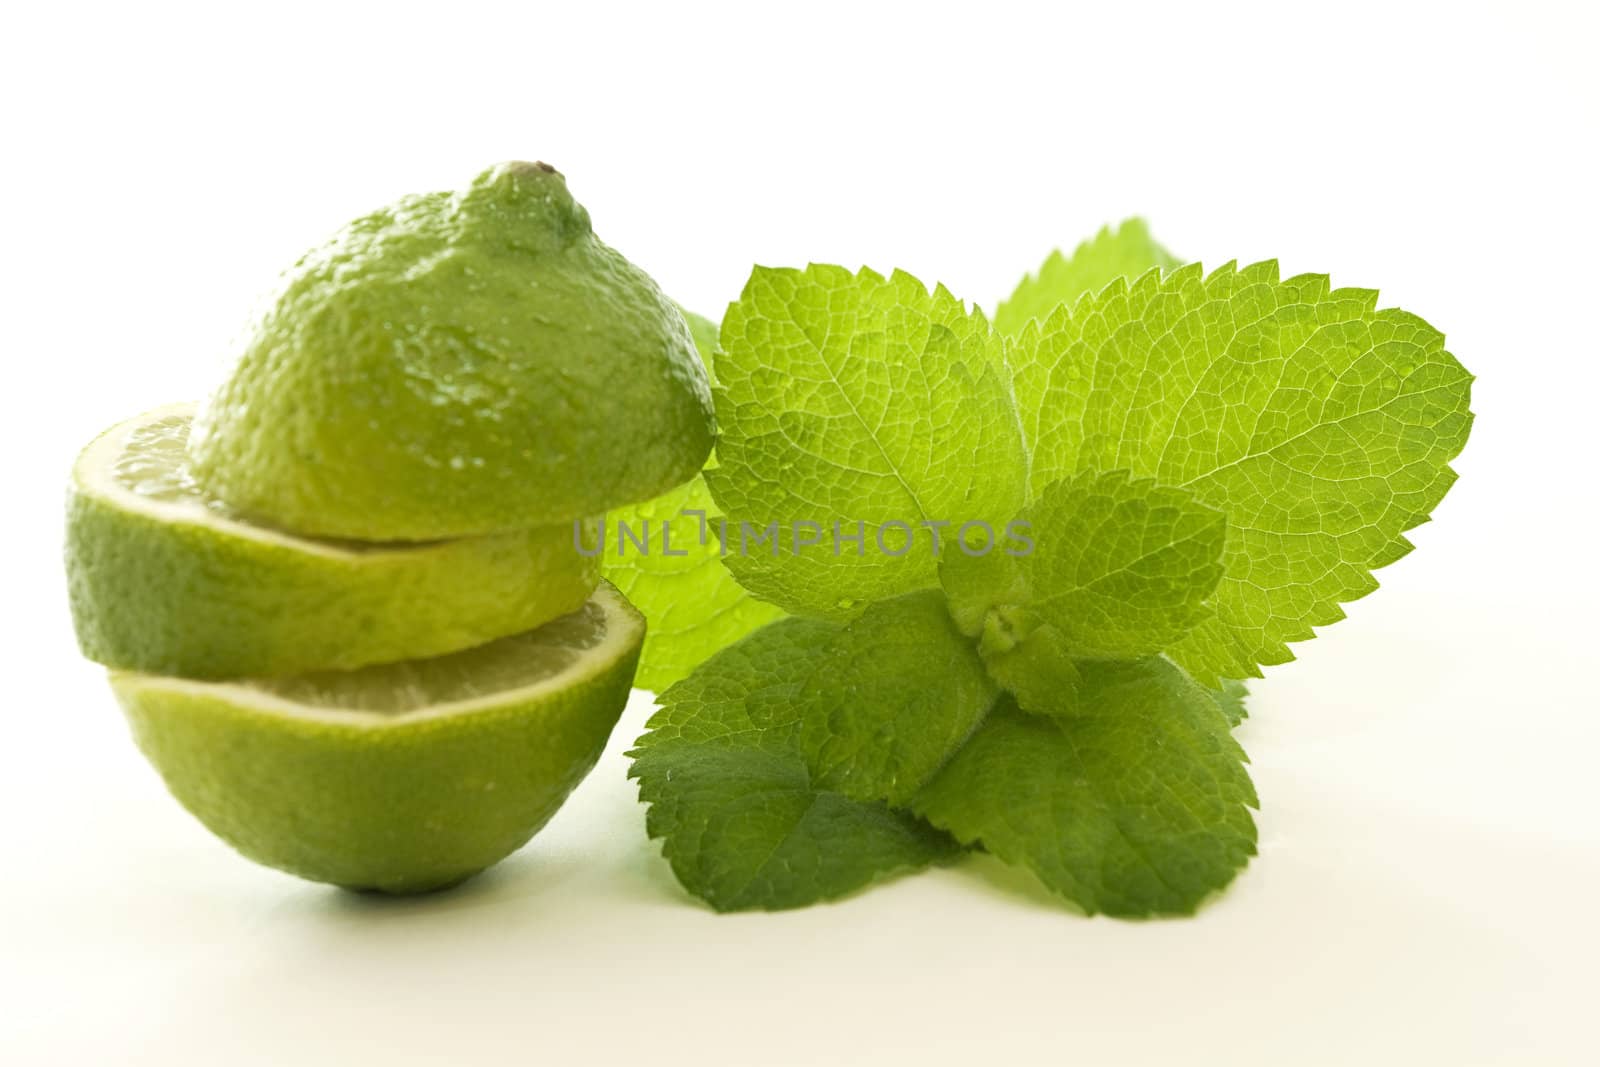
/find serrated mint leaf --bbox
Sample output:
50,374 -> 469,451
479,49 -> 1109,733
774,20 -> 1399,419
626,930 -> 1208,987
796,590 -> 998,805
604,310 -> 784,692
911,658 -> 1258,917
706,265 -> 1029,620
1212,678 -> 1250,727
995,218 -> 1180,336
629,618 -> 959,911
1009,261 -> 1474,683
942,470 -> 1227,666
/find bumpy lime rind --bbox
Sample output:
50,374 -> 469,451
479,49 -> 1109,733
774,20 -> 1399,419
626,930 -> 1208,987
68,405 -> 601,679
112,583 -> 645,893
188,161 -> 715,540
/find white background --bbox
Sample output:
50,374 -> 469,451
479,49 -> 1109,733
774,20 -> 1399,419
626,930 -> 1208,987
3,1 -> 1597,1064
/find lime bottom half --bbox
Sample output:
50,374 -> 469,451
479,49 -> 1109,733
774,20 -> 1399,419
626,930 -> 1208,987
112,583 -> 644,893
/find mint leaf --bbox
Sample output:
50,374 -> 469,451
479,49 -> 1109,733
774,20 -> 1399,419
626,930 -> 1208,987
973,619 -> 1086,718
995,218 -> 1180,335
1010,261 -> 1474,683
604,309 -> 784,692
679,307 -> 722,359
942,470 -> 1227,662
707,265 -> 1029,620
629,618 -> 959,911
911,658 -> 1258,917
603,476 -> 785,691
796,590 -> 997,805
1212,678 -> 1250,727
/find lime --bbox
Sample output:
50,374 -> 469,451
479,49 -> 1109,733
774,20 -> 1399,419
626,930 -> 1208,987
188,161 -> 715,540
112,582 -> 645,893
68,405 -> 601,679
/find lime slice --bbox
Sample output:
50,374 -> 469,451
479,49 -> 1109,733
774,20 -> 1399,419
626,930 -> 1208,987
188,162 -> 715,540
112,582 -> 645,893
67,405 -> 601,679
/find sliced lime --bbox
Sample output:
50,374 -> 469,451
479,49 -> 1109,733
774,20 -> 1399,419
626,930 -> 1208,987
68,405 -> 600,679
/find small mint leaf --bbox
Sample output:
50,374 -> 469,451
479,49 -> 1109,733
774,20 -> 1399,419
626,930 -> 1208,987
976,617 -> 1084,718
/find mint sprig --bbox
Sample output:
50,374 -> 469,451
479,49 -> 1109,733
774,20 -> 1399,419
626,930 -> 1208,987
627,221 -> 1473,917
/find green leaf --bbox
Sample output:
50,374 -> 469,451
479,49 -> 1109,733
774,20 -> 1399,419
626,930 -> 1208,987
796,590 -> 998,805
604,310 -> 785,692
973,619 -> 1086,718
911,658 -> 1258,917
995,218 -> 1180,335
603,476 -> 785,692
1009,261 -> 1474,683
706,265 -> 1029,620
942,469 -> 1227,663
679,307 -> 723,360
629,618 -> 959,911
1212,678 -> 1250,727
